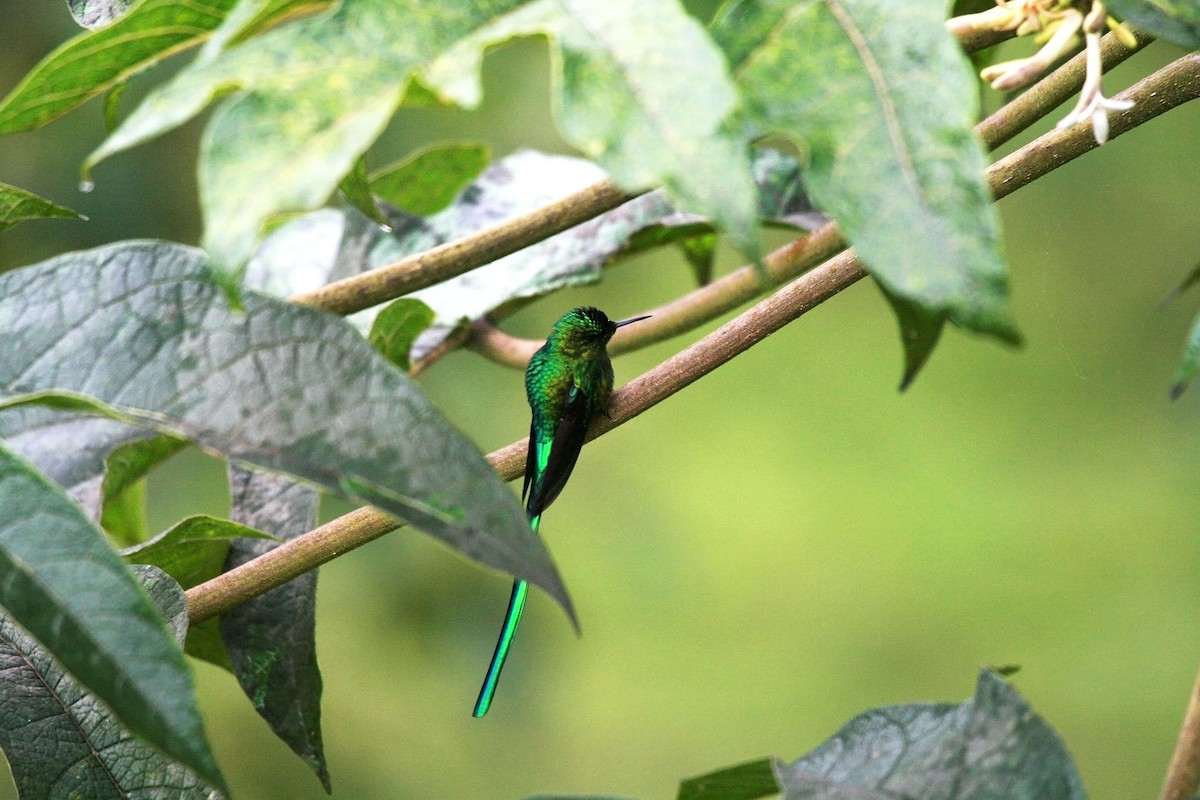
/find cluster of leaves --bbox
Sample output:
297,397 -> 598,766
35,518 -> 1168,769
0,0 -> 1196,796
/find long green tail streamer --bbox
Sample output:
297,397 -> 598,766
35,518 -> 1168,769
473,514 -> 540,717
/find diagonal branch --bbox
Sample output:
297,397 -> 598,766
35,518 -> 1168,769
184,51 -> 1200,626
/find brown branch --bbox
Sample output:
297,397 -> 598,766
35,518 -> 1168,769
184,51 -> 1200,625
1162,665 -> 1200,800
288,179 -> 634,315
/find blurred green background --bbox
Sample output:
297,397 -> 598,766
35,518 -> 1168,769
3,3 -> 1200,798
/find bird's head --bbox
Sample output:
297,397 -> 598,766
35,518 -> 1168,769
549,307 -> 650,357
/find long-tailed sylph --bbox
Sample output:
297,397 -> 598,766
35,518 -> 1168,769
473,307 -> 650,717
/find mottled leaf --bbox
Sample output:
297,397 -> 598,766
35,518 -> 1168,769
0,181 -> 86,232
1107,0 -> 1200,48
678,758 -> 779,800
221,466 -> 329,791
774,669 -> 1086,800
0,444 -> 226,791
0,564 -> 220,799
247,148 -> 817,363
0,241 -> 574,622
712,0 -> 1019,347
0,0 -> 239,134
369,298 -> 437,371
371,141 -> 490,216
122,514 -> 276,589
67,0 -> 133,29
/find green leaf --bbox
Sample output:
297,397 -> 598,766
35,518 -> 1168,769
773,669 -> 1086,800
88,0 -> 760,277
0,564 -> 221,799
99,434 -> 189,544
679,231 -> 718,286
368,298 -> 437,371
101,476 -> 149,546
0,0 -> 239,134
881,287 -> 946,391
713,0 -> 1020,346
340,155 -> 389,225
678,758 -> 779,800
370,142 -> 490,216
68,0 -> 134,29
122,514 -> 276,589
0,240 -> 574,623
1107,0 -> 1200,48
0,181 -> 86,232
425,0 -> 762,264
0,444 -> 226,792
221,466 -> 330,792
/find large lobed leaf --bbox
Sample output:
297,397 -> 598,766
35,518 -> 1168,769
774,669 -> 1086,799
0,445 -> 225,792
79,0 -> 760,277
0,241 -> 575,622
0,565 -> 220,799
712,0 -> 1019,350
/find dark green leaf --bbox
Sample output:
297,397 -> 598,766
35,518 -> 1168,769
0,0 -> 238,134
1107,0 -> 1200,48
221,466 -> 329,792
186,617 -> 233,671
371,141 -> 490,216
713,0 -> 1019,345
68,0 -> 134,29
340,155 -> 388,225
122,514 -> 276,589
679,232 -> 719,286
881,287 -> 946,391
0,181 -> 86,232
678,758 -> 779,800
0,241 -> 574,623
0,444 -> 226,792
774,669 -> 1086,800
0,564 -> 221,799
368,298 -> 437,371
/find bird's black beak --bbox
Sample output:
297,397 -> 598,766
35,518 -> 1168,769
614,314 -> 651,328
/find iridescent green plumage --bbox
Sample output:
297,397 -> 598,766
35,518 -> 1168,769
473,307 -> 649,717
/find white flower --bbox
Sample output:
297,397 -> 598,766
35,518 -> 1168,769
1055,1 -> 1135,145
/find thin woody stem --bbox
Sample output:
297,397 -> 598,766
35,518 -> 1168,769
184,51 -> 1200,626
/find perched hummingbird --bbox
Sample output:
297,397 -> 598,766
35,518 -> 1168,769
473,306 -> 651,717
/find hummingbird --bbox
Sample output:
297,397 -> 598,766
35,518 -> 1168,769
473,306 -> 651,717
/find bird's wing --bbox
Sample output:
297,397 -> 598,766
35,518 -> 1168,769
526,382 -> 590,518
